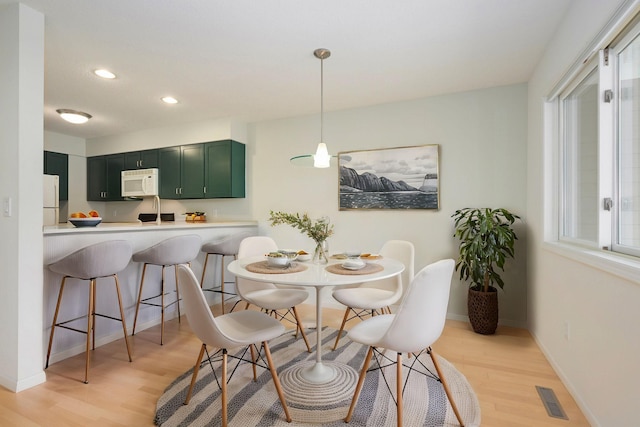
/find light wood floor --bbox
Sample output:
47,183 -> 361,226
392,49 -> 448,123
0,303 -> 590,426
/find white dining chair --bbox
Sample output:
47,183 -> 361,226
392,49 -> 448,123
344,259 -> 465,427
176,264 -> 292,426
234,236 -> 311,353
332,240 -> 415,350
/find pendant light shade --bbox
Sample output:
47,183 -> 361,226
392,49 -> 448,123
290,48 -> 334,168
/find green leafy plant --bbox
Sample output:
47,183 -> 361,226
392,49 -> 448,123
452,207 -> 520,292
268,211 -> 334,243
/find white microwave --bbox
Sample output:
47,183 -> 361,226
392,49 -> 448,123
121,168 -> 159,197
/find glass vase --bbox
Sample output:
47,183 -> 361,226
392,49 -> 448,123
313,240 -> 329,264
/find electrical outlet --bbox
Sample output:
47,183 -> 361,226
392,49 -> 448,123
564,321 -> 570,341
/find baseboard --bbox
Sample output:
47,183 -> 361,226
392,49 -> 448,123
529,331 -> 600,427
0,370 -> 46,393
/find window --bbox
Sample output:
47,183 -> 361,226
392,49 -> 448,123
559,18 -> 640,258
614,30 -> 640,256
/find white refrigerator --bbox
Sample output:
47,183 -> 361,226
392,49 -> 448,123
43,174 -> 60,226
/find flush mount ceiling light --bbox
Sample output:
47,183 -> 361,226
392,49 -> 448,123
290,48 -> 334,168
56,109 -> 92,124
161,96 -> 178,104
93,69 -> 116,79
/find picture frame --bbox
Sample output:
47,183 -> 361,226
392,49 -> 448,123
338,144 -> 439,210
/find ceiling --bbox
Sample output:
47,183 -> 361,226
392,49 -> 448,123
2,0 -> 572,140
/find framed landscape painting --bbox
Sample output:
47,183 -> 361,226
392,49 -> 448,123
338,144 -> 439,210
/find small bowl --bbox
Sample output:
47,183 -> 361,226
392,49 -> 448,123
342,259 -> 366,270
266,253 -> 291,268
344,250 -> 361,259
68,217 -> 102,227
297,253 -> 312,262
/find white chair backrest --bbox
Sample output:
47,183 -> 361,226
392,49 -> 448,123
366,240 -> 415,293
177,264 -> 243,349
379,259 -> 454,354
236,236 -> 279,295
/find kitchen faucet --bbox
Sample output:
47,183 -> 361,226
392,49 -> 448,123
154,195 -> 161,225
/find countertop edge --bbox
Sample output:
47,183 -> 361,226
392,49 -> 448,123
44,220 -> 258,235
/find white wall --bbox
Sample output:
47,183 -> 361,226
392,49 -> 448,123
88,84 -> 529,324
528,0 -> 640,425
0,3 -> 46,392
250,84 -> 528,323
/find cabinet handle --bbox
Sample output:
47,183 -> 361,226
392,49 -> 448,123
175,188 -> 179,195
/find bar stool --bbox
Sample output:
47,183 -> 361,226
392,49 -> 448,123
45,240 -> 133,384
132,234 -> 202,345
200,231 -> 252,314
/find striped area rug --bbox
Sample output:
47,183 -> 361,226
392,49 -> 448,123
155,327 -> 481,426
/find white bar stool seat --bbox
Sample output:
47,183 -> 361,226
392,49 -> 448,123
200,231 -> 252,313
45,240 -> 133,384
131,234 -> 202,344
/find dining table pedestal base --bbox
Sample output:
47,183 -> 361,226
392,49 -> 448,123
280,360 -> 359,404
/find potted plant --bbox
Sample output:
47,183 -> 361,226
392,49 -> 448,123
451,207 -> 520,334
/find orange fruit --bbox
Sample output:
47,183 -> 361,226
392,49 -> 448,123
70,212 -> 87,218
88,210 -> 100,218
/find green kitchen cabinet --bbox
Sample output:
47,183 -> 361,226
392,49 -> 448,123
159,144 -> 205,199
124,149 -> 159,170
205,140 -> 245,198
44,151 -> 69,201
87,154 -> 125,201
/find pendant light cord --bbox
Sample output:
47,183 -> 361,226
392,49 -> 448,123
320,55 -> 324,143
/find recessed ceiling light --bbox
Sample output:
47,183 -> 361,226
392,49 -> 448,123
56,109 -> 92,124
161,96 -> 178,104
94,69 -> 116,79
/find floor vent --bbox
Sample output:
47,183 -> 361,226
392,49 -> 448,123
536,386 -> 569,420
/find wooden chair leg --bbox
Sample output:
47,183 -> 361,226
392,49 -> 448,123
200,253 -> 210,288
430,350 -> 465,426
345,345 -> 374,423
160,265 -> 166,345
221,349 -> 228,427
114,274 -> 133,362
46,276 -> 67,368
220,255 -> 226,314
292,306 -> 311,353
250,344 -> 257,381
184,344 -> 206,405
263,341 -> 292,423
174,264 -> 181,322
84,279 -> 95,384
397,352 -> 403,427
332,308 -> 351,350
132,263 -> 148,335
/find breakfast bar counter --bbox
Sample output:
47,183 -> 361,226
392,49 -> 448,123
43,220 -> 258,365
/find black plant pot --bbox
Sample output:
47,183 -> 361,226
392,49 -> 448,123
467,286 -> 498,335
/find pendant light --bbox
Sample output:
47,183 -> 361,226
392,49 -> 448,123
290,48 -> 334,168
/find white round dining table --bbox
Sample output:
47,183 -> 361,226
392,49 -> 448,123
227,256 -> 405,385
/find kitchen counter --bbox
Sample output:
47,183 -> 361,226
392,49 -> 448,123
43,220 -> 257,235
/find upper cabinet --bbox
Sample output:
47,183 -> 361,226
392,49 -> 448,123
44,151 -> 69,201
124,149 -> 158,170
159,144 -> 205,199
87,154 -> 125,201
87,140 -> 245,201
205,140 -> 245,198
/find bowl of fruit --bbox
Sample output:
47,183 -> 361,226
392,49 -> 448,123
68,210 -> 102,227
